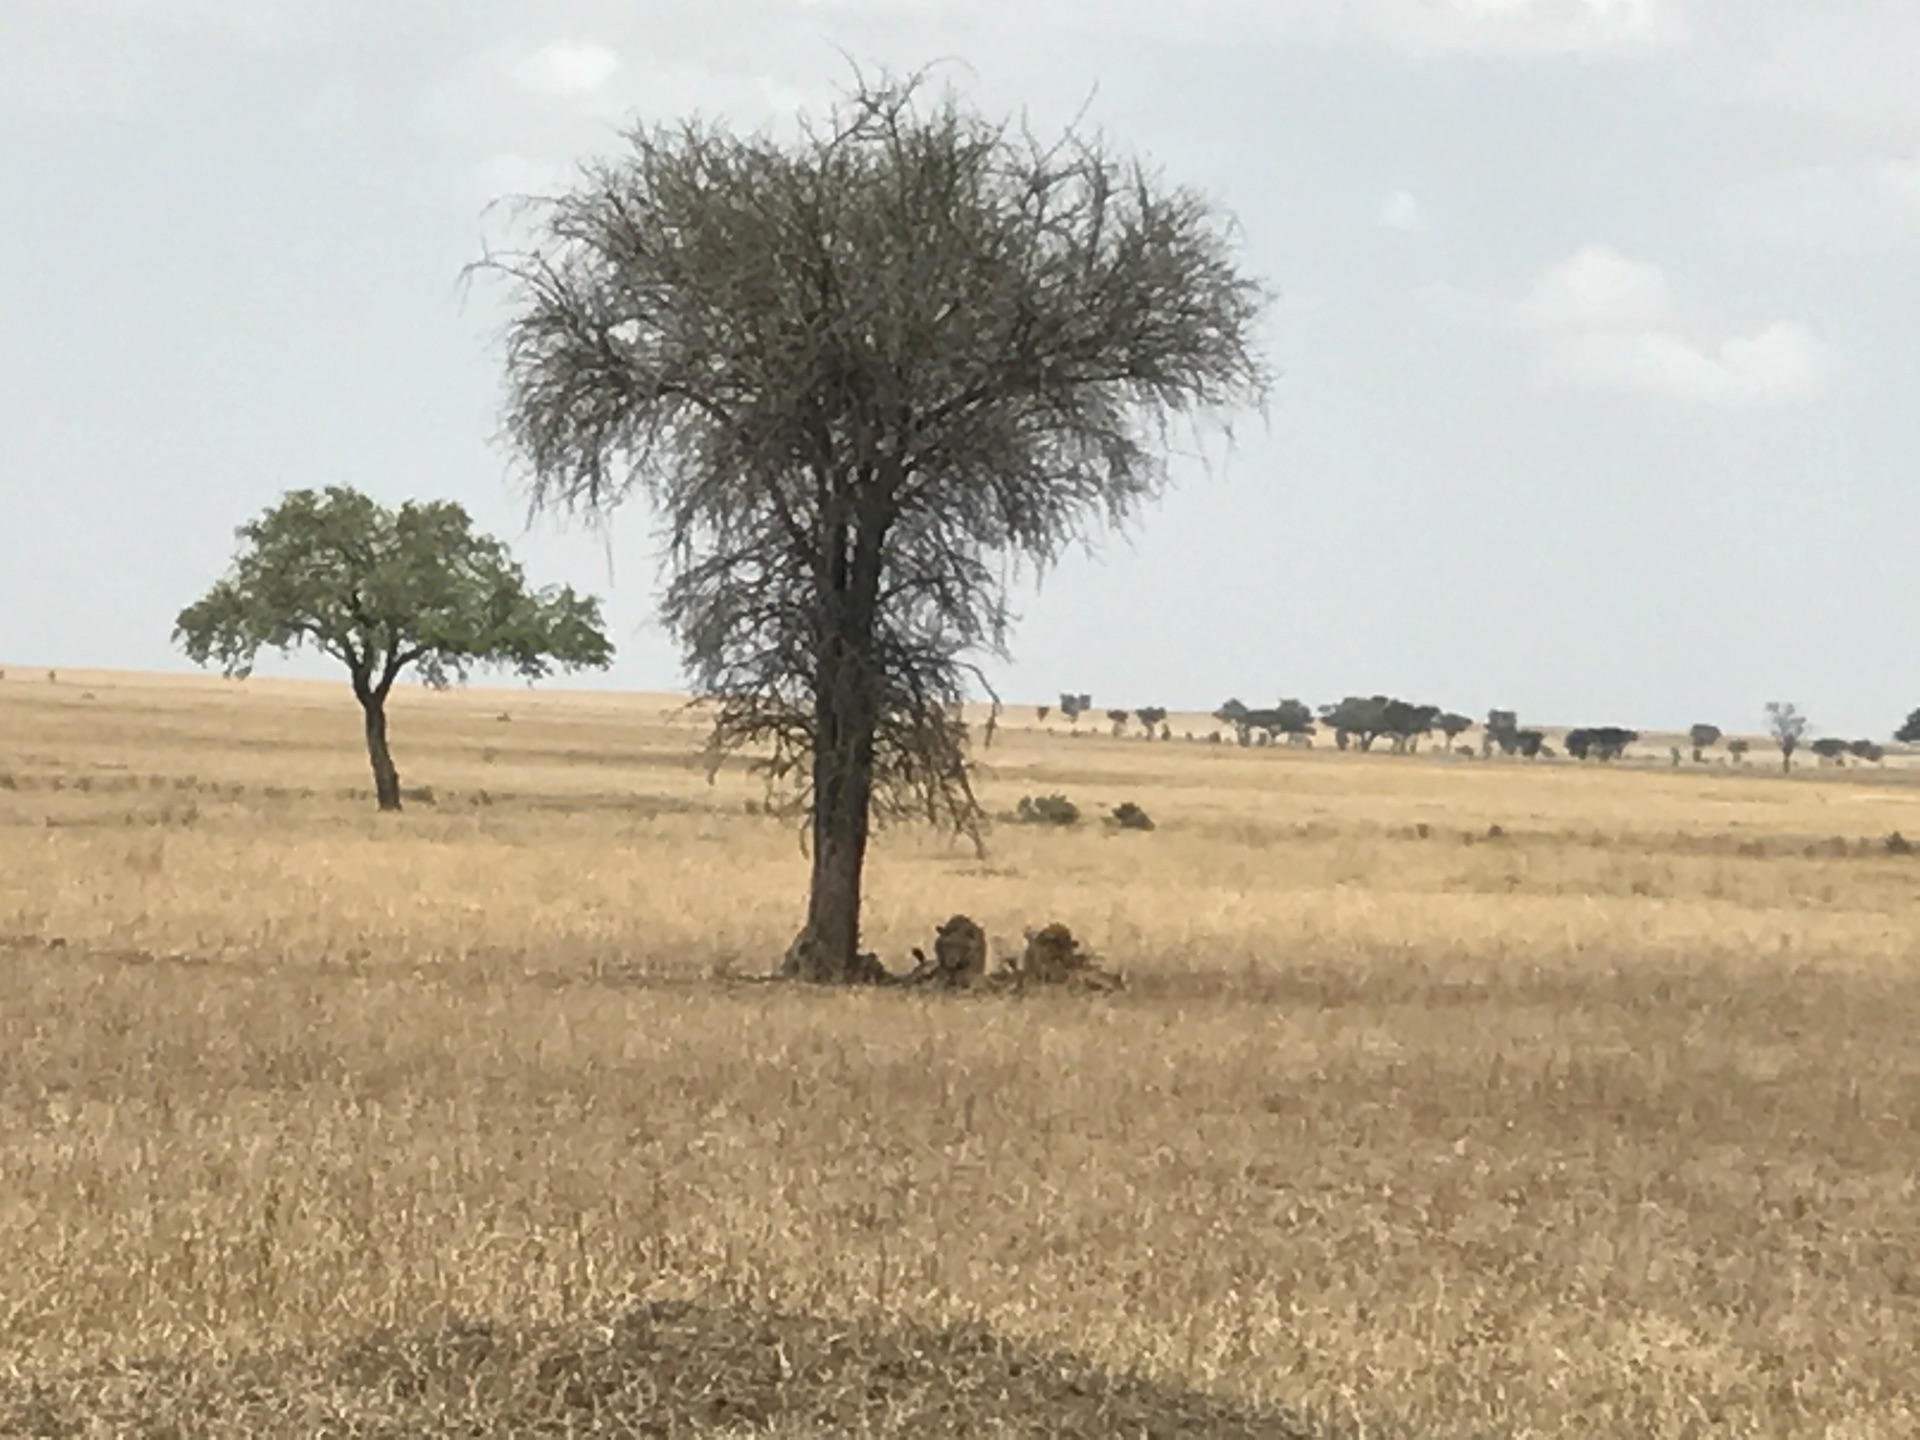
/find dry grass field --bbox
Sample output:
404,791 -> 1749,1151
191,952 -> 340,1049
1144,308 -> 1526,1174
3,668 -> 1918,1437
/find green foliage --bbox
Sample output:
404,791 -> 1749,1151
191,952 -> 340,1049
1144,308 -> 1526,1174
1897,709 -> 1920,745
173,487 -> 613,698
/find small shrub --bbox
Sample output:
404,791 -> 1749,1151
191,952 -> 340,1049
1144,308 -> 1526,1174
1016,794 -> 1081,827
1111,802 -> 1154,832
1886,832 -> 1913,856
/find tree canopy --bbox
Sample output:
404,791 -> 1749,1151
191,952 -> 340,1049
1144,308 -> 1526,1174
481,72 -> 1269,978
174,486 -> 612,808
1688,723 -> 1722,761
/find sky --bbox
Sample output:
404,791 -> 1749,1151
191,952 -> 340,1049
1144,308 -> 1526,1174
1,0 -> 1915,738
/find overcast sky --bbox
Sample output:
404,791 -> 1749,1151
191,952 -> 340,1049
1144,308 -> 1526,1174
2,1 -> 1915,736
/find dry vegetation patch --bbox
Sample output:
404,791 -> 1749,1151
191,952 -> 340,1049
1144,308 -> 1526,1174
3,1300 -> 1315,1439
4,671 -> 1920,1437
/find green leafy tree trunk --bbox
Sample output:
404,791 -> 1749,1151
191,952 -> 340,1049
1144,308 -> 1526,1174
362,696 -> 402,811
352,666 -> 404,812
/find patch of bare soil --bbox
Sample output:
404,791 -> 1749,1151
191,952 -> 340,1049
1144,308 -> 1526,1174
1,1301 -> 1325,1438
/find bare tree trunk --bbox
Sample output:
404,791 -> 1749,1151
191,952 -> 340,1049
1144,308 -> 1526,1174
797,515 -> 884,983
362,697 -> 403,812
803,645 -> 877,981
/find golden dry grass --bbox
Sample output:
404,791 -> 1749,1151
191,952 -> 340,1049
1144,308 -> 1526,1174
3,667 -> 1919,1436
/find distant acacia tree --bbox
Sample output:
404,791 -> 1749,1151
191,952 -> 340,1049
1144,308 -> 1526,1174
1060,693 -> 1093,728
1381,700 -> 1440,754
1106,708 -> 1133,738
1765,701 -> 1809,774
1135,705 -> 1168,738
1689,723 -> 1722,763
1897,709 -> 1920,745
1320,695 -> 1393,751
173,488 -> 612,810
1437,713 -> 1473,748
1810,737 -> 1850,766
1564,726 -> 1639,762
1850,739 -> 1885,764
1484,709 -> 1520,757
1260,698 -> 1316,745
1727,737 -> 1751,763
1213,698 -> 1252,745
480,72 -> 1268,979
1035,704 -> 1051,723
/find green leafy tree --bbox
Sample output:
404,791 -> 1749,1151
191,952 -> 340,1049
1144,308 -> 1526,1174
481,73 -> 1268,980
1436,713 -> 1473,747
1135,705 -> 1169,738
174,487 -> 613,811
1897,709 -> 1920,745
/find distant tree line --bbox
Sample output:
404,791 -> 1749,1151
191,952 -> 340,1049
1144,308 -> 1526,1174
1030,691 -> 1920,777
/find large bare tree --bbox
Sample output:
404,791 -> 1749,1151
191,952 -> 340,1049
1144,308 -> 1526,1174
480,74 -> 1270,980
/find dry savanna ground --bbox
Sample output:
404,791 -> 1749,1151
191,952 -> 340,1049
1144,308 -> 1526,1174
2,668 -> 1918,1437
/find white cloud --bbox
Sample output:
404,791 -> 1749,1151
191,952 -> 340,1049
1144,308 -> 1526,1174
1512,245 -> 1833,406
1380,190 -> 1429,231
1517,245 -> 1674,331
513,40 -> 622,99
